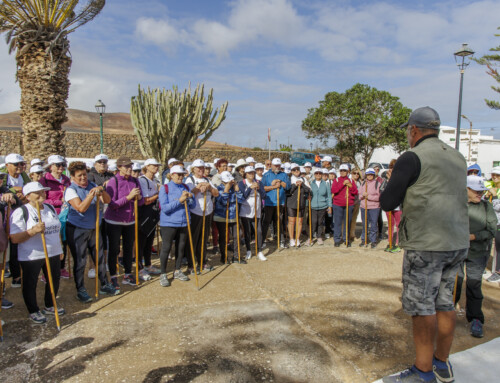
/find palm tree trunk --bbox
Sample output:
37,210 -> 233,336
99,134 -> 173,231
16,41 -> 71,163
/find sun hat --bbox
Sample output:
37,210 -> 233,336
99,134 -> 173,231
29,165 -> 44,174
192,159 -> 205,168
244,166 -> 255,173
23,182 -> 50,196
313,168 -> 322,174
234,159 -> 248,170
329,168 -> 337,174
144,158 -> 161,166
300,167 -> 306,173
221,171 -> 234,183
255,163 -> 265,169
170,165 -> 187,174
116,156 -> 133,167
400,106 -> 441,129
5,153 -> 24,164
365,168 -> 376,175
271,158 -> 282,166
94,154 -> 108,162
108,163 -> 117,171
467,175 -> 488,191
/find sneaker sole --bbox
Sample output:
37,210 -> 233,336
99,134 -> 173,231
30,318 -> 47,324
122,281 -> 137,286
100,290 -> 120,296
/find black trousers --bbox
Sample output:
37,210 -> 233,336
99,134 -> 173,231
20,256 -> 60,314
216,221 -> 238,262
66,222 -> 107,291
185,213 -> 212,268
262,205 -> 285,243
8,240 -> 20,280
240,216 -> 262,252
494,228 -> 500,273
377,208 -> 383,238
138,227 -> 156,268
107,223 -> 135,276
455,255 -> 488,323
311,208 -> 327,237
159,226 -> 187,273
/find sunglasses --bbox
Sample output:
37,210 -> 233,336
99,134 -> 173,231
54,163 -> 65,168
11,162 -> 26,166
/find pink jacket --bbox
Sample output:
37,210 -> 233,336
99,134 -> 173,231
359,178 -> 381,210
40,172 -> 71,213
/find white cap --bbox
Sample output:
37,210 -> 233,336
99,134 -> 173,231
5,153 -> 24,164
170,165 -> 187,174
255,163 -> 265,169
271,158 -> 282,166
192,159 -> 205,168
322,156 -> 333,163
235,159 -> 247,170
245,157 -> 256,163
290,163 -> 300,170
94,154 -> 109,162
30,158 -> 43,166
244,166 -> 255,173
108,163 -> 117,171
29,165 -> 44,174
23,181 -> 50,196
221,171 -> 234,183
145,158 -> 161,166
491,166 -> 500,175
300,167 -> 306,173
132,163 -> 142,171
467,175 -> 488,191
365,167 -> 376,175
304,162 -> 312,168
322,168 -> 329,174
205,162 -> 213,168
329,168 -> 337,174
313,168 -> 322,174
339,164 -> 349,171
168,158 -> 179,166
85,160 -> 94,169
228,163 -> 235,168
47,155 -> 65,166
214,158 -> 219,164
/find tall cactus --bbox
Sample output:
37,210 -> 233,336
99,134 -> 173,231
130,84 -> 228,164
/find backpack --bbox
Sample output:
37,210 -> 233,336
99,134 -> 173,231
20,203 -> 57,223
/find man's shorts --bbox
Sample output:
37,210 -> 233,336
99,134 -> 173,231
402,249 -> 467,316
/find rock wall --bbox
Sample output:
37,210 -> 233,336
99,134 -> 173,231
0,130 -> 289,163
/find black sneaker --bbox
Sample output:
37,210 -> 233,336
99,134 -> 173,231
76,288 -> 93,303
1,298 -> 14,309
11,278 -> 21,288
122,274 -> 137,286
334,242 -> 341,247
470,319 -> 483,338
346,242 -> 352,248
371,242 -> 377,249
100,283 -> 120,296
110,276 -> 121,292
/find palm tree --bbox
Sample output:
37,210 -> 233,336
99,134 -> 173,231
0,1 -> 105,161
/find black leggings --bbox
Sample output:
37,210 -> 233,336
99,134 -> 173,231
107,223 -> 135,276
216,221 -> 237,262
138,227 -> 155,268
240,216 -> 262,252
159,226 -> 187,273
494,228 -> 500,273
311,208 -> 327,237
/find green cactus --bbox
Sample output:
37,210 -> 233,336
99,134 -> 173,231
130,84 -> 228,164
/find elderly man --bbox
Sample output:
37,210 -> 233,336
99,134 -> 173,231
380,107 -> 469,383
88,154 -> 114,186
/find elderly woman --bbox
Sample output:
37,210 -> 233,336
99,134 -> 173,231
309,168 -> 332,245
40,155 -> 71,279
105,156 -> 144,290
64,161 -> 116,302
349,168 -> 362,243
9,182 -> 65,324
359,168 -> 382,249
29,165 -> 44,182
286,164 -> 311,247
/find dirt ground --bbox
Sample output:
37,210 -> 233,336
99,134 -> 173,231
1,232 -> 499,383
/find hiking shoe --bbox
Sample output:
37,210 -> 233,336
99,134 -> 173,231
122,274 -> 137,285
30,311 -> 47,324
145,265 -> 161,275
160,273 -> 170,287
202,264 -> 214,272
87,268 -> 96,279
100,283 -> 120,296
174,270 -> 189,281
2,298 -> 14,309
261,242 -> 267,249
4,269 -> 11,278
11,278 -> 21,288
60,269 -> 70,279
334,242 -> 341,247
487,272 -> 500,283
371,242 -> 377,249
246,250 -> 252,260
317,238 -> 324,245
432,356 -> 454,383
139,269 -> 152,281
383,366 -> 437,382
389,246 -> 402,253
76,288 -> 93,303
110,276 -> 120,292
232,257 -> 247,264
189,268 -> 201,275
42,306 -> 66,316
257,252 -> 267,261
470,319 -> 483,338
304,239 -> 311,246
280,241 -> 286,249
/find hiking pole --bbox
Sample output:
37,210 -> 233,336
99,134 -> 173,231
184,201 -> 199,289
388,211 -> 393,250
254,189 -> 258,258
364,182 -> 368,247
235,196 -> 241,263
36,201 -> 61,331
308,197 -> 312,245
225,199 -> 230,264
200,192 -> 207,272
345,187 -> 349,247
277,185 -> 280,251
296,184 -> 301,247
134,198 -> 140,286
0,203 -> 11,341
95,198 -> 100,299
62,187 -> 71,279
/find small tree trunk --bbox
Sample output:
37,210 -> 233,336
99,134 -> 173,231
16,41 -> 71,163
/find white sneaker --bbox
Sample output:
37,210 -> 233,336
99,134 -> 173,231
257,252 -> 267,261
88,268 -> 96,279
246,250 -> 252,260
139,269 -> 152,281
289,239 -> 296,247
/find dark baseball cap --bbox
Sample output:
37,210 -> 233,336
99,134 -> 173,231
116,156 -> 133,166
400,106 -> 441,129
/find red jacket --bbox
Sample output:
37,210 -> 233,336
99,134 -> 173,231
331,176 -> 358,207
40,172 -> 71,213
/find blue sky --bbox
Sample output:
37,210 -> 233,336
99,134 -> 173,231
1,0 -> 499,148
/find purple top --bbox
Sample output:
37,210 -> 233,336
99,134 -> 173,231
40,172 -> 71,214
104,174 -> 144,223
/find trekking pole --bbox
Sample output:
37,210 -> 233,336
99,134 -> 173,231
184,201 -> 199,290
134,198 -> 139,286
235,195 -> 241,263
0,203 -> 11,341
36,201 -> 61,331
225,199 -> 230,264
345,187 -> 349,246
277,185 -> 280,250
388,211 -> 393,250
364,182 -> 368,247
95,198 -> 100,299
200,192 -> 207,272
254,189 -> 258,258
308,197 -> 312,245
62,187 -> 71,279
296,184 -> 301,247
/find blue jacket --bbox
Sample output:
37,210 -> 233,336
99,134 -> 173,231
238,179 -> 266,201
159,181 -> 196,227
467,163 -> 482,176
310,180 -> 333,210
261,171 -> 291,206
214,183 -> 244,220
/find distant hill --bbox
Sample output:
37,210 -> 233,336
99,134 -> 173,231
0,109 -> 246,150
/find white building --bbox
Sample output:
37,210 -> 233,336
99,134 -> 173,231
369,125 -> 500,177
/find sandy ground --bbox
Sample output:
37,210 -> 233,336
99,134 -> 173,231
1,234 -> 499,383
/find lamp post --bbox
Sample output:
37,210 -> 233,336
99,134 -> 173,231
95,100 -> 106,153
310,143 -> 313,152
453,43 -> 474,151
461,114 -> 473,162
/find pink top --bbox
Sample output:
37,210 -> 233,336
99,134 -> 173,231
359,178 -> 381,210
40,172 -> 71,213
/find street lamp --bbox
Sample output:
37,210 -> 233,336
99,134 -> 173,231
461,114 -> 473,162
453,43 -> 474,151
95,99 -> 106,153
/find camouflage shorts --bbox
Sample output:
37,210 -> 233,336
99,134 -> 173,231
402,249 -> 467,316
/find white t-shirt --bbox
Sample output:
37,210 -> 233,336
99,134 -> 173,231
185,175 -> 215,216
7,174 -> 24,188
64,187 -> 79,202
10,204 -> 63,261
315,180 -> 321,188
239,180 -> 261,219
138,175 -> 159,198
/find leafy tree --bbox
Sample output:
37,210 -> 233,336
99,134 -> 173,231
301,83 -> 411,169
475,27 -> 500,110
0,0 -> 105,162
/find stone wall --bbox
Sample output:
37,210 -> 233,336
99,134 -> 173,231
0,130 -> 289,163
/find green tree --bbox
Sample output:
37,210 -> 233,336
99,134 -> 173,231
130,84 -> 228,164
475,27 -> 500,110
0,0 -> 105,162
301,83 -> 411,169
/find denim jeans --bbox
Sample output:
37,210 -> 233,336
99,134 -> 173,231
333,205 -> 353,244
360,208 -> 380,244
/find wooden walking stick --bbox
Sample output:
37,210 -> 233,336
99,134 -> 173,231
225,199 -> 230,264
134,198 -> 140,285
276,185 -> 280,250
254,189 -> 258,258
0,203 -> 11,341
235,195 -> 241,263
308,196 -> 312,244
345,187 -> 349,247
296,184 -> 301,247
95,198 -> 100,299
184,201 -> 199,289
200,192 -> 207,272
36,201 -> 61,331
388,211 -> 393,249
364,182 -> 368,246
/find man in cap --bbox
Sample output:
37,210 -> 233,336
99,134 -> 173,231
380,107 -> 469,383
88,154 -> 114,186
264,159 -> 272,173
261,158 -> 291,248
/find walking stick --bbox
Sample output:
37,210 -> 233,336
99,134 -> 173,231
296,184 -> 301,247
308,197 -> 312,244
95,198 -> 100,299
235,195 -> 241,263
200,192 -> 207,272
62,187 -> 71,279
388,211 -> 393,249
277,186 -> 280,250
345,187 -> 349,246
134,198 -> 139,286
36,201 -> 61,331
225,199 -> 230,264
0,203 -> 11,341
184,201 -> 199,289
364,182 -> 368,246
254,188 -> 258,258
